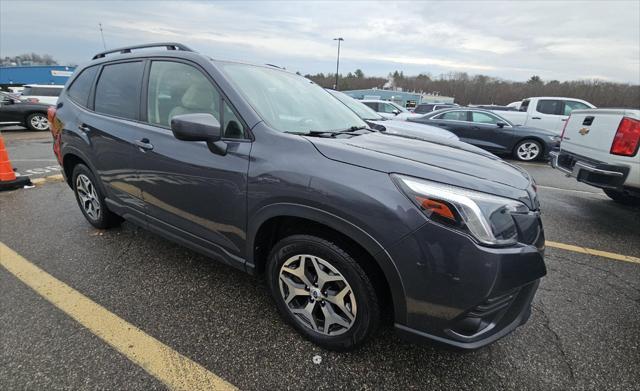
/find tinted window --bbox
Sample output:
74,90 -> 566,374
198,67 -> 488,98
536,99 -> 563,115
362,102 -> 378,111
147,61 -> 221,127
222,101 -> 246,139
519,99 -> 530,112
22,86 -> 62,96
472,111 -> 501,124
94,61 -> 144,120
67,66 -> 98,107
563,100 -> 590,115
437,111 -> 468,121
414,104 -> 433,114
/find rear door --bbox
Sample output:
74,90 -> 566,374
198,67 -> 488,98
79,60 -> 146,216
130,59 -> 251,263
530,99 -> 565,133
429,110 -> 471,135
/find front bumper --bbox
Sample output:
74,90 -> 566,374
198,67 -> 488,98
389,215 -> 546,349
549,150 -> 629,190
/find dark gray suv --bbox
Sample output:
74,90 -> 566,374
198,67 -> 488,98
50,43 -> 546,350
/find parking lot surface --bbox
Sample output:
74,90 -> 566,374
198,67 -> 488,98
1,129 -> 639,390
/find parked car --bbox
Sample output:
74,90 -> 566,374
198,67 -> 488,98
327,89 -> 459,141
408,108 -> 560,161
0,91 -> 52,131
491,97 -> 595,134
20,84 -> 63,105
50,42 -> 546,351
550,108 -> 640,205
360,99 -> 422,120
413,102 -> 458,114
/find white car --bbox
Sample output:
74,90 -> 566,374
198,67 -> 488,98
550,108 -> 640,205
492,97 -> 595,134
360,99 -> 422,120
19,84 -> 63,105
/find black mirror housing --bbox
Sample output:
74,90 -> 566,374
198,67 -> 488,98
170,113 -> 221,142
496,122 -> 506,128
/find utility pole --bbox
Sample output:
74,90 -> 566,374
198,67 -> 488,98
99,23 -> 107,50
333,37 -> 343,90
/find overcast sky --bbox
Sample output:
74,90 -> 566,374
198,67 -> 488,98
1,1 -> 639,83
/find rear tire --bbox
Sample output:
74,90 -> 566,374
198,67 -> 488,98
266,234 -> 381,351
25,112 -> 50,131
514,139 -> 542,161
603,189 -> 640,206
72,164 -> 123,229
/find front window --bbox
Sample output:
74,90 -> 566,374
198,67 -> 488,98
220,63 -> 365,134
327,90 -> 384,121
536,100 -> 563,115
380,102 -> 399,114
472,111 -> 502,125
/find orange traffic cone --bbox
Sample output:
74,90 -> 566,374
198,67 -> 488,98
0,134 -> 32,191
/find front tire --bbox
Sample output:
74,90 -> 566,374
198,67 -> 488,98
26,112 -> 50,131
603,189 -> 640,206
266,235 -> 380,351
514,139 -> 542,161
72,164 -> 123,229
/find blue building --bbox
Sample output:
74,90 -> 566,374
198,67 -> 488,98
0,65 -> 76,87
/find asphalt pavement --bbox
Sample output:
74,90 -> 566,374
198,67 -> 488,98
1,129 -> 639,390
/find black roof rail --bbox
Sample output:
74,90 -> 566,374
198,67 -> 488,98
92,42 -> 194,60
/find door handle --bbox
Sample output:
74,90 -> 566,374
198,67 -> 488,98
78,124 -> 91,132
531,117 -> 541,120
135,138 -> 154,151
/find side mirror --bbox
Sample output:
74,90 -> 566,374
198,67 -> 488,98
170,113 -> 227,155
496,122 -> 506,128
392,109 -> 400,115
2,99 -> 14,105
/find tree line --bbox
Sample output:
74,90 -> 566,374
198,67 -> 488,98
305,70 -> 640,108
1,53 -> 58,66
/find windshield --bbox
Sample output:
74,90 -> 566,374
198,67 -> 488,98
327,90 -> 384,121
220,63 -> 366,134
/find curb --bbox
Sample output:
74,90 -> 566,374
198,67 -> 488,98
29,174 -> 65,186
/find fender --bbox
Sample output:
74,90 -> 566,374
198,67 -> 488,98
246,202 -> 408,323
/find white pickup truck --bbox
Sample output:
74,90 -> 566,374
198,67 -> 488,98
550,108 -> 640,205
494,97 -> 595,134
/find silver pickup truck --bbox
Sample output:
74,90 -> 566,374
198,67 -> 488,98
550,108 -> 640,205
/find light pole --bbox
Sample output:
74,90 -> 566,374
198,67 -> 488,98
333,37 -> 343,90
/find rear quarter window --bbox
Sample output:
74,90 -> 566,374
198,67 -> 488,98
66,66 -> 98,107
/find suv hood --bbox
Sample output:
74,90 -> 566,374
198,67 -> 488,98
306,132 -> 536,207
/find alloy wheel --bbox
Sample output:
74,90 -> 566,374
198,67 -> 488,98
516,142 -> 540,161
278,254 -> 357,336
30,114 -> 50,130
75,174 -> 101,220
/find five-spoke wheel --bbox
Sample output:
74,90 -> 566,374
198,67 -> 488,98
514,140 -> 542,161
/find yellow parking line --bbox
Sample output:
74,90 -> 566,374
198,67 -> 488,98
546,241 -> 640,265
0,242 -> 237,391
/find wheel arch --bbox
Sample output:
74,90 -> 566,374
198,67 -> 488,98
61,147 -> 104,192
247,203 -> 407,323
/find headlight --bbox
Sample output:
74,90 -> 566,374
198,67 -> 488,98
393,175 -> 529,246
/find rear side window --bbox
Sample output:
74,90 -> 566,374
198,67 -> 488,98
437,111 -> 468,121
94,61 -> 144,120
362,102 -> 378,111
563,100 -> 590,115
536,99 -> 563,115
67,66 -> 98,107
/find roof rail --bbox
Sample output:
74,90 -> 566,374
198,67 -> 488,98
92,42 -> 194,60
